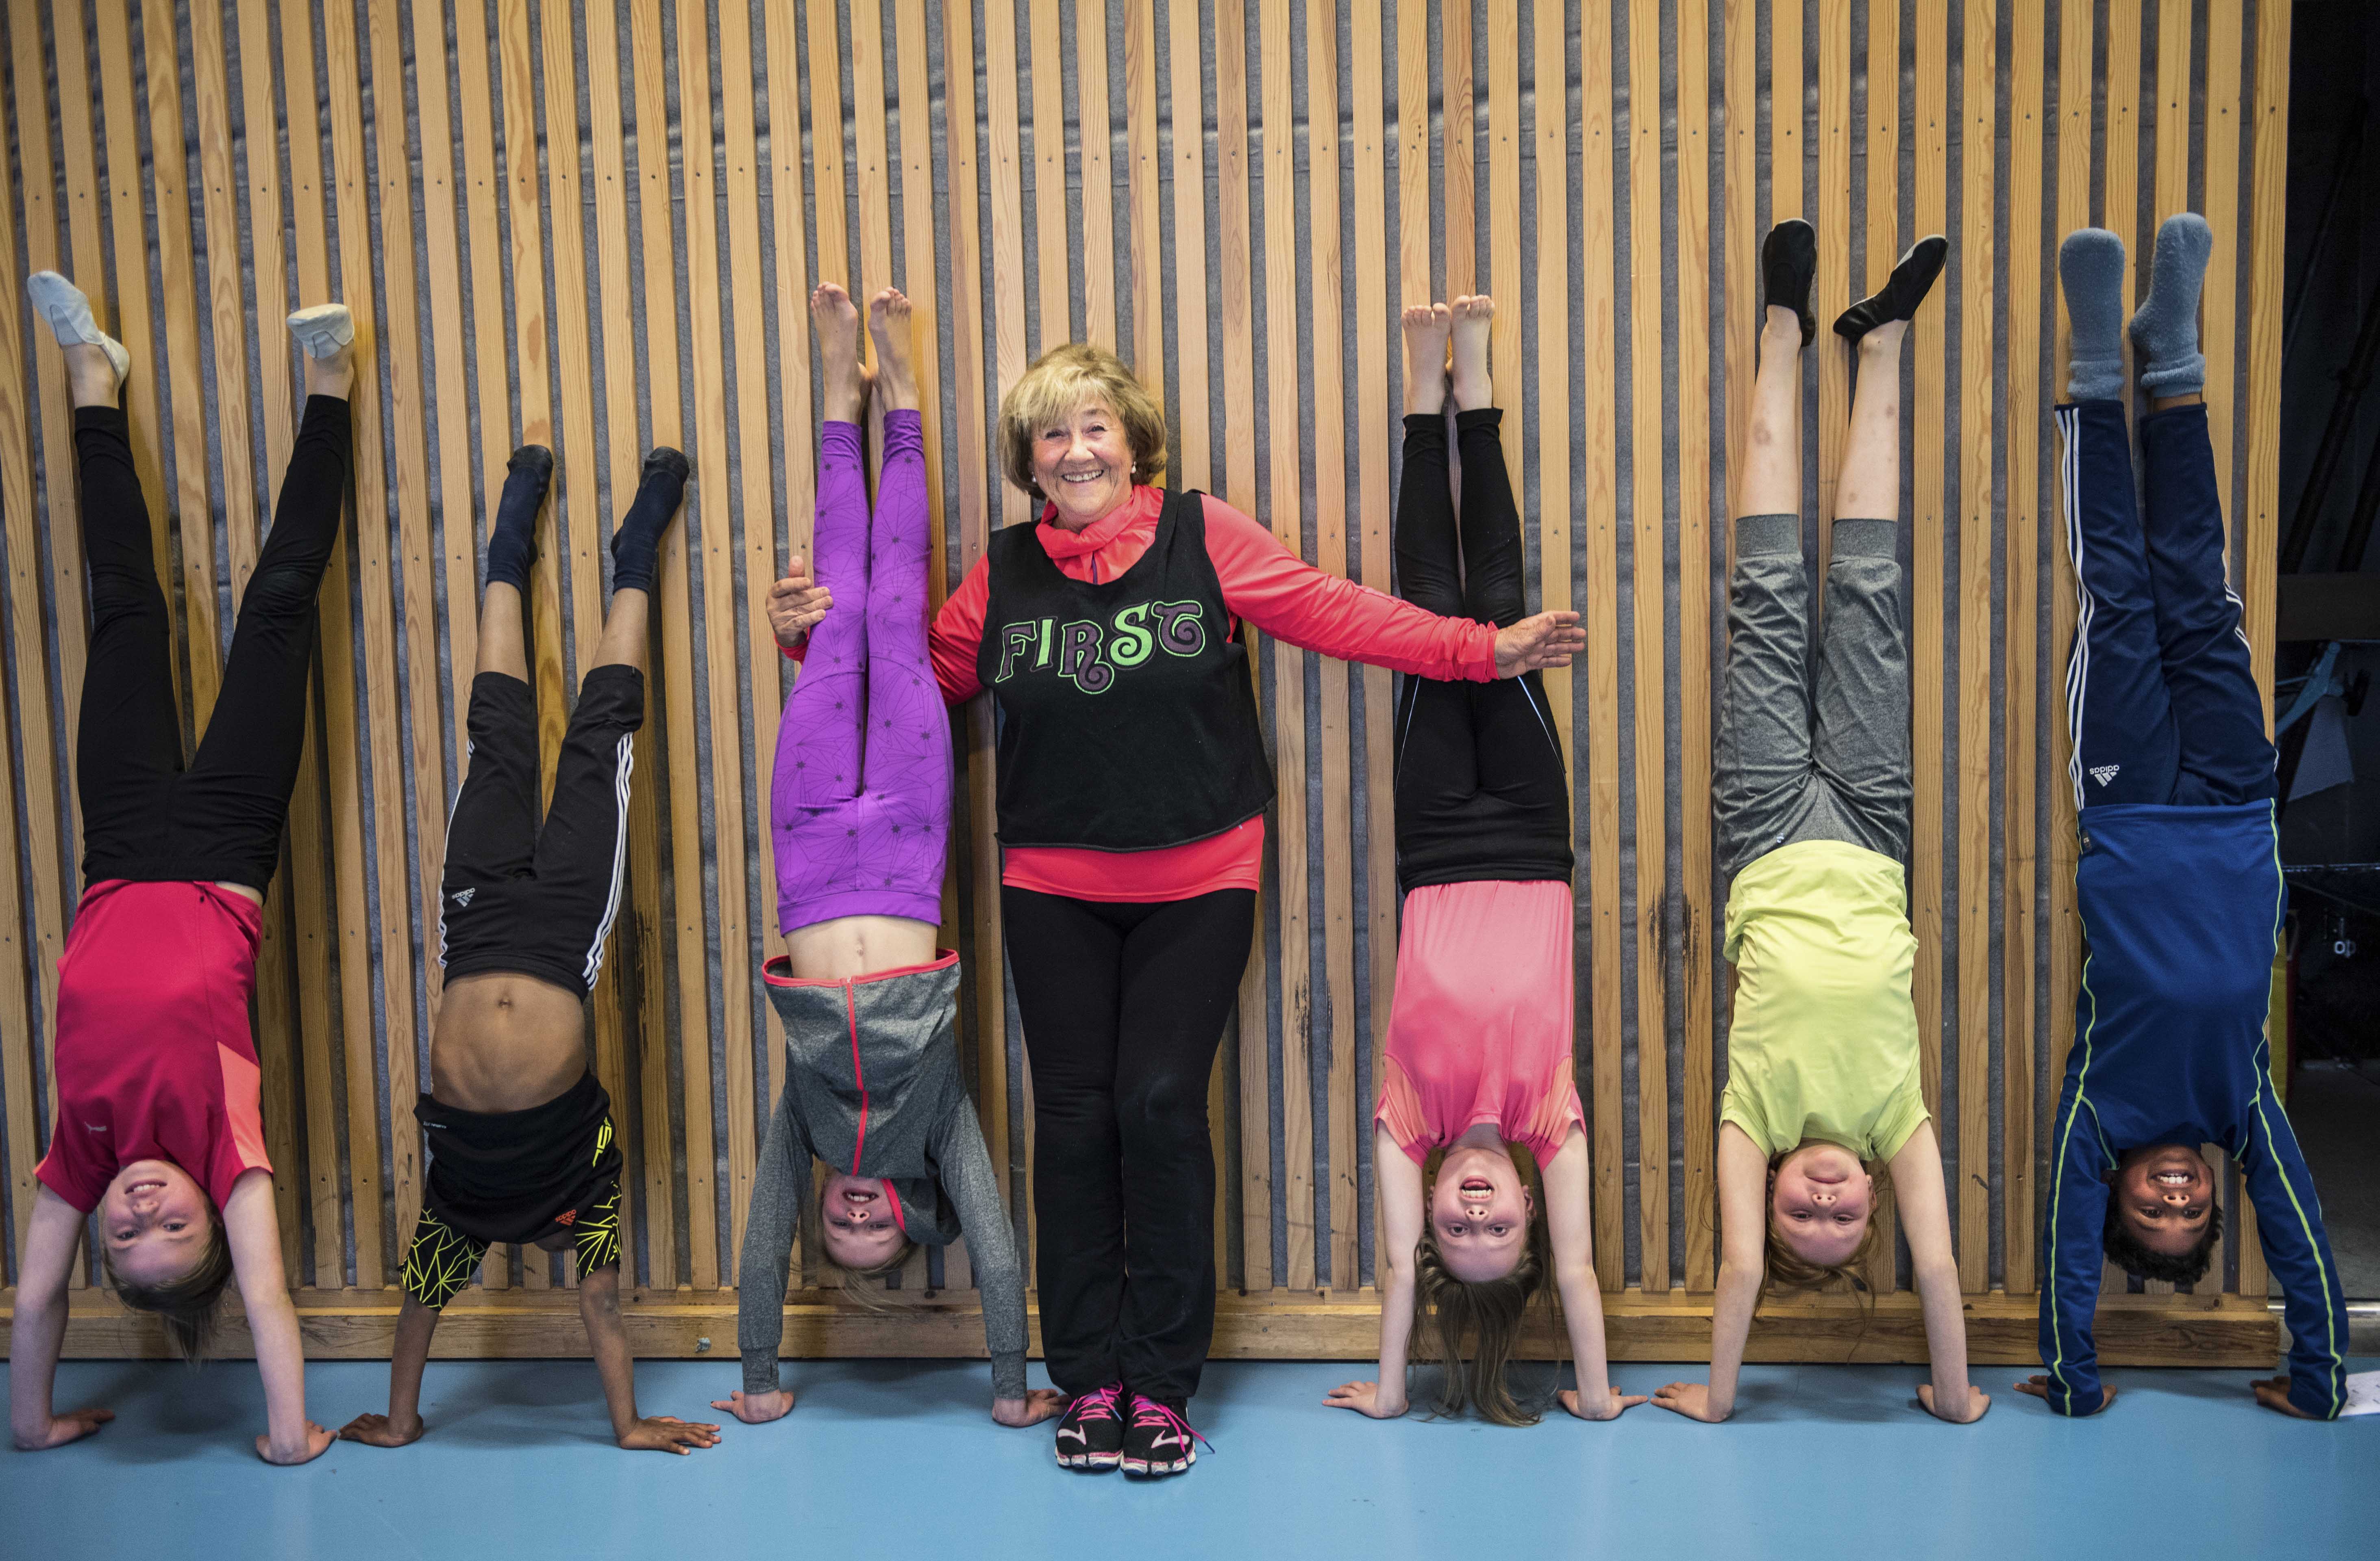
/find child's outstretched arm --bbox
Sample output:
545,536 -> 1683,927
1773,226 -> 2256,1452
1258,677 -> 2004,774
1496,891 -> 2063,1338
1326,1128 -> 1422,1419
2238,1085 -> 2350,1419
1654,1125 -> 1768,1422
337,1293 -> 439,1446
581,1264 -> 719,1452
223,1170 -> 331,1465
1888,1121 -> 1989,1423
931,1102 -> 1059,1426
718,1084 -> 811,1425
1544,1130 -> 1644,1421
9,1187 -> 111,1451
2019,1075 -> 2118,1415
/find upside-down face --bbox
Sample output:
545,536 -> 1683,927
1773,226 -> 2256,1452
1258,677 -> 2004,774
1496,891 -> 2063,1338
817,1172 -> 906,1271
101,1159 -> 214,1287
2112,1144 -> 2215,1258
1770,1141 -> 1873,1268
1429,1143 -> 1535,1284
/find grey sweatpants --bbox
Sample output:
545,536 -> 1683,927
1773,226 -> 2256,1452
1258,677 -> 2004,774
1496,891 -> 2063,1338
1714,513 -> 1911,878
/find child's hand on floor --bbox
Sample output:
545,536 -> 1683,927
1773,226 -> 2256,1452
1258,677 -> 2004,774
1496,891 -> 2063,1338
1559,1387 -> 1649,1422
255,1421 -> 335,1465
992,1390 -> 1067,1427
336,1411 -> 424,1448
2012,1374 -> 2116,1414
617,1415 -> 721,1454
709,1388 -> 794,1424
1916,1383 -> 1990,1424
13,1405 -> 113,1450
2249,1376 -> 2314,1419
1322,1380 -> 1408,1420
1650,1381 -> 1728,1422
768,562 -> 832,648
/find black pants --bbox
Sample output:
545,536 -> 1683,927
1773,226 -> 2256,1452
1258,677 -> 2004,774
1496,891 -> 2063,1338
1001,885 -> 1256,1400
437,665 -> 645,1000
76,399 -> 350,889
1392,409 -> 1571,891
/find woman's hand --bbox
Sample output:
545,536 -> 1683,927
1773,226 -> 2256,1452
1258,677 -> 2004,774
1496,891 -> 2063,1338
1560,1387 -> 1650,1422
255,1420 -> 336,1465
992,1389 -> 1068,1427
767,559 -> 832,648
335,1411 -> 424,1448
1650,1381 -> 1730,1423
13,1406 -> 113,1450
616,1415 -> 722,1454
2249,1376 -> 2315,1419
1916,1383 -> 1991,1424
1323,1380 -> 1408,1420
2012,1374 -> 2116,1414
1492,610 -> 1587,676
709,1388 -> 794,1425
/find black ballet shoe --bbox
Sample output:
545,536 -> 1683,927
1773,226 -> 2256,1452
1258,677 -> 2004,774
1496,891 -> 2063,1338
1761,219 -> 1819,346
1834,235 -> 1949,342
506,443 -> 555,487
641,446 -> 691,485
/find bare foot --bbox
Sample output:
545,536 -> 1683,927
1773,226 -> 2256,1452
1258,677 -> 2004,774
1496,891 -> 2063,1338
868,288 -> 918,412
1403,303 -> 1450,416
1449,295 -> 1494,411
814,283 -> 866,424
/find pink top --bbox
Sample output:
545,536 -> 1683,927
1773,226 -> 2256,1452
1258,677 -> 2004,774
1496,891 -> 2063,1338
1374,879 -> 1583,1167
36,880 -> 273,1212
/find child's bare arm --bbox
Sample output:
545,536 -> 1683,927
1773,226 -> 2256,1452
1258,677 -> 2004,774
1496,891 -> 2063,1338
1327,1128 -> 1422,1419
224,1171 -> 331,1465
1544,1129 -> 1644,1420
10,1187 -> 110,1451
1656,1125 -> 1768,1422
338,1293 -> 439,1446
579,1265 -> 720,1453
1889,1122 -> 1989,1424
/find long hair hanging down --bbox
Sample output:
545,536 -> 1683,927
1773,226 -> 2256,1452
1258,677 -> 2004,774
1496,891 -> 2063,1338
106,1215 -> 235,1363
1407,1149 -> 1558,1426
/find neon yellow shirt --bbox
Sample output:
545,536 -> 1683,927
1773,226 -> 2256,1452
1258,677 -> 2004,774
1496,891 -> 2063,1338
1720,839 -> 1929,1162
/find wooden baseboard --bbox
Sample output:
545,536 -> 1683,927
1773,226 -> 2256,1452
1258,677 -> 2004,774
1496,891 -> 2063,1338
0,1286 -> 2279,1367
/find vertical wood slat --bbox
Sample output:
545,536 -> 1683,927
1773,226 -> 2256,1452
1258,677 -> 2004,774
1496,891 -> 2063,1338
1030,0 -> 1073,348
1815,0 -> 1851,557
1076,0 -> 1118,352
1257,0 -> 1316,1292
1123,0 -> 1163,388
1441,0 -> 1475,298
2002,0 -> 2047,1296
1956,0 -> 1998,1291
1309,1 -> 1358,1291
1581,0 -> 1625,1292
1909,0 -> 1949,1182
1673,0 -> 1716,1296
1625,0 -> 1669,1294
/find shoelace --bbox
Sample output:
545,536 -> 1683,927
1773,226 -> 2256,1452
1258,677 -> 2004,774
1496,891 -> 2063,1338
1128,1395 -> 1212,1451
1070,1383 -> 1125,1424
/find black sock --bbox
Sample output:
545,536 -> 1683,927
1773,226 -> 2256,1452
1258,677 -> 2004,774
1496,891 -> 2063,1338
611,447 -> 690,594
485,445 -> 553,592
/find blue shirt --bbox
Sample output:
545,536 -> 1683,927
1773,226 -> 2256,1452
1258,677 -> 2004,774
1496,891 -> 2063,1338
2040,800 -> 2349,1418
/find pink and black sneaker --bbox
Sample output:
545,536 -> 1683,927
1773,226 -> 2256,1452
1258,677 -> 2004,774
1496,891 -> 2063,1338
1054,1383 -> 1126,1470
1118,1393 -> 1209,1478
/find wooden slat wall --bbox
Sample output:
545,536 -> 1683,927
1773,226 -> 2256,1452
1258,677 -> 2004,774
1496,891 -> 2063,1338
0,0 -> 2291,1357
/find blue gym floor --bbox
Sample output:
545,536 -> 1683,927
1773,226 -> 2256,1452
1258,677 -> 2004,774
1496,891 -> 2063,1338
3,1358 -> 2373,1559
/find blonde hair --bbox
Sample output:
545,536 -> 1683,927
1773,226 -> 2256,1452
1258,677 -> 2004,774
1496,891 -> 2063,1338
106,1210 -> 233,1363
997,341 -> 1168,500
1407,1148 -> 1557,1426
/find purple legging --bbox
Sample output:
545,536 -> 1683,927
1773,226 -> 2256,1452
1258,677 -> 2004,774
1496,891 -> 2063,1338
771,410 -> 951,932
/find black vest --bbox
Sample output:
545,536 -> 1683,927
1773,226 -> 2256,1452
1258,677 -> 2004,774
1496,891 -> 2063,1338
976,491 -> 1274,851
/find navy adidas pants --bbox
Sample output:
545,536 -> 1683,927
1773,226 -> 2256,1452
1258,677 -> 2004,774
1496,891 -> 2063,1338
2057,400 -> 2276,811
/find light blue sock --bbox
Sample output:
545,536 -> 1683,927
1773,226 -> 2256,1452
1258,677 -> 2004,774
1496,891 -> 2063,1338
2129,213 -> 2213,398
2059,229 -> 2127,402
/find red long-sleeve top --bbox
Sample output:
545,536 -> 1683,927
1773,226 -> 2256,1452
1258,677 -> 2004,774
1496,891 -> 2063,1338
934,487 -> 1499,901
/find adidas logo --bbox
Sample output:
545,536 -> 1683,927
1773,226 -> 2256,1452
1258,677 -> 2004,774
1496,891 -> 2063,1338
2088,764 -> 2121,787
448,887 -> 475,908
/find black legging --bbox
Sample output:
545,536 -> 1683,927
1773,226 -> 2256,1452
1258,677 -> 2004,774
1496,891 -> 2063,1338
1001,885 -> 1255,1402
75,397 -> 350,889
1392,408 -> 1571,891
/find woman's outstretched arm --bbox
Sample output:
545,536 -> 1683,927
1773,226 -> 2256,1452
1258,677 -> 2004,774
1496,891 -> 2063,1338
1891,1122 -> 1989,1423
1326,1128 -> 1423,1420
1654,1124 -> 1769,1423
1544,1129 -> 1644,1421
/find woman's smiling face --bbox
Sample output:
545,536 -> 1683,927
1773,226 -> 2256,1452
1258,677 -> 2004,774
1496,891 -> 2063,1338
1029,400 -> 1135,529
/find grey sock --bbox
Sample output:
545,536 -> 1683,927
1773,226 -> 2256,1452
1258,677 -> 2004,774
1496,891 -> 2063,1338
1736,512 -> 1801,557
2129,212 -> 2213,397
2059,228 -> 2128,402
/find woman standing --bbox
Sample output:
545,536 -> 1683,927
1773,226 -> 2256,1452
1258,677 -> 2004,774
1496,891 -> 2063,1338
777,341 -> 1581,1476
